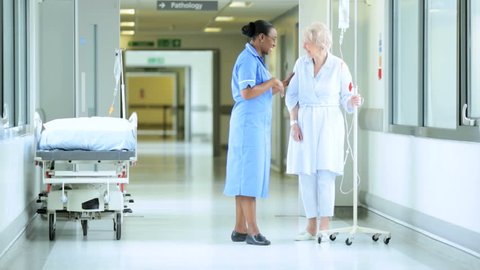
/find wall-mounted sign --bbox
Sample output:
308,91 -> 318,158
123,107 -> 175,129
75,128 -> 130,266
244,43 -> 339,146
157,39 -> 181,48
157,1 -> 218,11
147,57 -> 165,65
128,41 -> 155,47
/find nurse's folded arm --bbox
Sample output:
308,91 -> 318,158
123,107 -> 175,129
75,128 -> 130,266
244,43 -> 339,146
240,78 -> 282,100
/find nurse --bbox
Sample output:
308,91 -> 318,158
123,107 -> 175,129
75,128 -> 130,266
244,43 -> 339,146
224,20 -> 290,246
285,22 -> 362,241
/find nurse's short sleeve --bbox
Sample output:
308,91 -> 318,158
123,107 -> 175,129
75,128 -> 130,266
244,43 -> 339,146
237,57 -> 257,90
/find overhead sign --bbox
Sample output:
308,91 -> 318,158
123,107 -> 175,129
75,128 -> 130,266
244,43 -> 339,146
157,1 -> 218,11
157,39 -> 181,48
128,41 -> 155,47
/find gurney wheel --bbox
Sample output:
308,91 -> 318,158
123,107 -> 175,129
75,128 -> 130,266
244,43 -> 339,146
81,220 -> 88,236
48,213 -> 56,241
115,213 -> 122,240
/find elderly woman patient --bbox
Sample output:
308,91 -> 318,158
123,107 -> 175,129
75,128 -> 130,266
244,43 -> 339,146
285,22 -> 362,241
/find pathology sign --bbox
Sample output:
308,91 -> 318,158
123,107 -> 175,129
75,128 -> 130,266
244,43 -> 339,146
157,1 -> 218,11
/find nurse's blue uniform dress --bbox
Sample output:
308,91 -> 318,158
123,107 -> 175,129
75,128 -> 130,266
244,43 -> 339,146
224,43 -> 273,199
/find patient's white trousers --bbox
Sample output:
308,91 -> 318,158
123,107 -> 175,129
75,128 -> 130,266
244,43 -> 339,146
299,170 -> 336,218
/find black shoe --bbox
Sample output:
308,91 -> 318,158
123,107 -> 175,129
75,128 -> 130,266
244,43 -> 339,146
231,230 -> 247,242
246,233 -> 271,246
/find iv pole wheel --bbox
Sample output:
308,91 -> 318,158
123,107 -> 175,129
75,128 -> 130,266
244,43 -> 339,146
372,234 -> 380,242
345,238 -> 353,246
383,236 -> 391,245
318,233 -> 337,243
329,233 -> 337,241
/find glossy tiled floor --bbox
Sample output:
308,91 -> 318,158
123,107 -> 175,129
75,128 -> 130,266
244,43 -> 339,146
0,140 -> 479,270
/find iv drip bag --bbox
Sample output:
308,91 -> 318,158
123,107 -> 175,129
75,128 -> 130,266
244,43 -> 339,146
114,50 -> 121,91
339,0 -> 349,29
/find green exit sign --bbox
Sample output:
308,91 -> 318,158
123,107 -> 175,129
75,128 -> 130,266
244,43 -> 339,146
147,57 -> 165,65
128,41 -> 155,47
157,39 -> 181,48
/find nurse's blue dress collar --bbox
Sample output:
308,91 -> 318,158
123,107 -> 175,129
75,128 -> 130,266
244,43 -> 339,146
245,43 -> 266,67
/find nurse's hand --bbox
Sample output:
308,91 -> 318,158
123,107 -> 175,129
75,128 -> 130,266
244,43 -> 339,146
271,78 -> 285,97
291,123 -> 303,142
283,72 -> 295,87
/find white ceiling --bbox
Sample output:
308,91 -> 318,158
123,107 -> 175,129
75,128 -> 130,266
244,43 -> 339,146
120,0 -> 298,35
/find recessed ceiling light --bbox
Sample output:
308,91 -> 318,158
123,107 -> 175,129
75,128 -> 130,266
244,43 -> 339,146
204,27 -> 222,33
215,16 -> 234,22
120,9 -> 135,15
121,30 -> 135,35
120,21 -> 135,27
229,1 -> 252,8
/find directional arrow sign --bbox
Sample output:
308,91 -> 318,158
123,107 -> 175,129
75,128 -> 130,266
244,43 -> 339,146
157,1 -> 218,11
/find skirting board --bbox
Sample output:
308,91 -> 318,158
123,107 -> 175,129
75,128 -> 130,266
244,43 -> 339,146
0,200 -> 38,259
360,191 -> 480,257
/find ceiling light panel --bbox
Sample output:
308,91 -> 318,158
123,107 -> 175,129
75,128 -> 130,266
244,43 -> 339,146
229,1 -> 252,8
121,21 -> 135,27
120,9 -> 135,15
204,27 -> 222,33
215,16 -> 234,22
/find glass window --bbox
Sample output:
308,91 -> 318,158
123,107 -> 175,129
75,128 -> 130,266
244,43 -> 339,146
1,0 -> 29,129
470,0 -> 480,118
0,1 -> 3,120
425,0 -> 457,129
14,0 -> 28,126
2,0 -> 14,128
393,0 -> 421,126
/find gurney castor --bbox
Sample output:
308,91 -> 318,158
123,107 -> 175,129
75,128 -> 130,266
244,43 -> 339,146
81,220 -> 88,236
49,213 -> 56,241
114,212 -> 122,240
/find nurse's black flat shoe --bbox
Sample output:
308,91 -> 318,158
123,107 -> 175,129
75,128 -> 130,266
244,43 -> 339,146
246,233 -> 271,246
231,230 -> 248,242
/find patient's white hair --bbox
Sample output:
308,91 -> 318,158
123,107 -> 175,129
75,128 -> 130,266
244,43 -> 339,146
303,22 -> 332,51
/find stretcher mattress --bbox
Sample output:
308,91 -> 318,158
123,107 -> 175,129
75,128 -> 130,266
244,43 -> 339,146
36,150 -> 135,161
38,116 -> 136,151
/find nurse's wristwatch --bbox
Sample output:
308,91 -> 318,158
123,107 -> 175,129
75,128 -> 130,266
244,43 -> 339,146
290,120 -> 298,127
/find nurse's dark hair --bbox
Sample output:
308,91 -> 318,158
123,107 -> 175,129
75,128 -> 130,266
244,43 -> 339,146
241,20 -> 274,39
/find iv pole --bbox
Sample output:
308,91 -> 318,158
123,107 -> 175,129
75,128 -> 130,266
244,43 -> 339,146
318,0 -> 391,246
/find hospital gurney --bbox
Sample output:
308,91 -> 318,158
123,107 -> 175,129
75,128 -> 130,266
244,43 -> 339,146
35,112 -> 137,240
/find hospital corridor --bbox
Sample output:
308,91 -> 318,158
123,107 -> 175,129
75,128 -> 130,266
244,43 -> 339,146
1,0 -> 480,269
0,140 -> 477,270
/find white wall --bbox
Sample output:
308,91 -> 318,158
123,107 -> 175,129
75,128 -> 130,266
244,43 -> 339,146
362,132 -> 480,230
125,50 -> 213,141
0,137 -> 37,233
0,0 -> 40,257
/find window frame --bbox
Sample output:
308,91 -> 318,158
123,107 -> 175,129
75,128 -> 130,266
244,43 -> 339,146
0,1 -> 3,119
14,0 -> 28,126
1,0 -> 29,132
389,0 -> 480,142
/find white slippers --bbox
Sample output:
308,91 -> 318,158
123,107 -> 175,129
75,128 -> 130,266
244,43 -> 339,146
294,231 -> 316,241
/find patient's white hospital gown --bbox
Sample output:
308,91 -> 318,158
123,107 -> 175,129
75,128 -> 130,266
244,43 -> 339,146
285,53 -> 354,176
